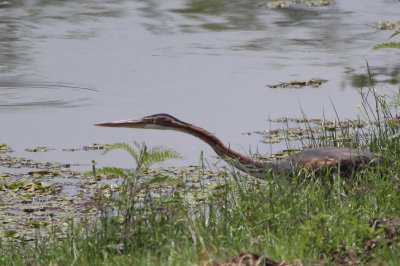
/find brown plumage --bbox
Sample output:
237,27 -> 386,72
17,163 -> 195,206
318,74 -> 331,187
96,113 -> 385,179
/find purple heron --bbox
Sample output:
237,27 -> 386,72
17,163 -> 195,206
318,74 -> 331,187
96,113 -> 385,179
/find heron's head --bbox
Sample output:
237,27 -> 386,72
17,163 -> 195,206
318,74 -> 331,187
95,113 -> 191,131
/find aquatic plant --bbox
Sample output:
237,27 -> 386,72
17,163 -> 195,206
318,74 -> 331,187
373,31 -> 400,50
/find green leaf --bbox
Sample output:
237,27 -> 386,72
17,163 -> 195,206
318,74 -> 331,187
102,141 -> 182,172
102,167 -> 129,179
373,42 -> 400,50
146,175 -> 179,185
102,142 -> 139,163
389,31 -> 400,39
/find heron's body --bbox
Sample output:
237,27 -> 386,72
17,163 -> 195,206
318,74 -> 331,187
96,113 -> 383,179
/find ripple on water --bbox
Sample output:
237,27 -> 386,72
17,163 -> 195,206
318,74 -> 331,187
0,80 -> 96,110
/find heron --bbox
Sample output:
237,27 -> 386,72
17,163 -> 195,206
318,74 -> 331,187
96,113 -> 386,179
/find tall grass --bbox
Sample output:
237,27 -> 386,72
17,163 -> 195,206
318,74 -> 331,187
1,86 -> 400,265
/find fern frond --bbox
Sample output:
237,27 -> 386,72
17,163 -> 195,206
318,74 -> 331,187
146,175 -> 180,186
373,42 -> 400,50
148,145 -> 168,153
141,148 -> 183,170
136,175 -> 182,191
101,167 -> 129,179
389,31 -> 400,39
149,146 -> 183,160
133,141 -> 144,158
102,142 -> 139,162
102,141 -> 182,173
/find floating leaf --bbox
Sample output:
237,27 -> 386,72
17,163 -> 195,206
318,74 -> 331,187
266,0 -> 296,8
7,181 -> 25,190
28,170 -> 59,177
268,79 -> 328,88
27,221 -> 50,228
0,154 -> 70,170
264,0 -> 334,8
377,21 -> 400,30
4,230 -> 19,238
304,0 -> 334,6
83,143 -> 112,150
262,135 -> 284,144
62,148 -> 81,152
0,172 -> 10,178
0,143 -> 12,153
248,117 -> 372,144
38,181 -> 53,189
25,146 -> 55,152
269,117 -> 288,123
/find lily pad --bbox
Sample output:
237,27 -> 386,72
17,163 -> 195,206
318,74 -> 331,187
0,154 -> 71,170
62,148 -> 81,152
25,146 -> 55,152
83,143 -> 112,151
0,143 -> 12,153
1,161 -> 228,243
27,221 -> 50,228
248,117 -> 373,145
3,230 -> 19,238
28,170 -> 59,178
304,0 -> 334,6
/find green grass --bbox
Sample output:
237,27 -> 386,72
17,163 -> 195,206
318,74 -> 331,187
2,87 -> 400,265
2,166 -> 400,265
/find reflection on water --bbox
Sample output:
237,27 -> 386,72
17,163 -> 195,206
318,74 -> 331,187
0,0 -> 125,74
169,0 -> 265,31
347,65 -> 400,89
0,14 -> 32,74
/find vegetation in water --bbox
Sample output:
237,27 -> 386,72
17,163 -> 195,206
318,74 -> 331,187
1,79 -> 400,265
1,36 -> 400,264
268,79 -> 328,89
373,31 -> 400,50
264,0 -> 334,9
377,21 -> 400,31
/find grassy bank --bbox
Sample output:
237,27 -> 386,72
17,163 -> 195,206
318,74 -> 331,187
2,164 -> 400,265
2,86 -> 400,265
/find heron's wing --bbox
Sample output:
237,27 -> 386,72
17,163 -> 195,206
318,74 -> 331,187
291,147 -> 378,168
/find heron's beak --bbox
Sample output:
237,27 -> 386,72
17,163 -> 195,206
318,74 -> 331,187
95,118 -> 147,128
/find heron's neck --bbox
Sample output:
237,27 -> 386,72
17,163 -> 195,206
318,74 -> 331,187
175,124 -> 281,177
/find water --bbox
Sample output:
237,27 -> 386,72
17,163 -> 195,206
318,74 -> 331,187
0,0 -> 399,170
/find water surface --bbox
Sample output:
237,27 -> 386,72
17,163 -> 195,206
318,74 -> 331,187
0,0 -> 399,170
